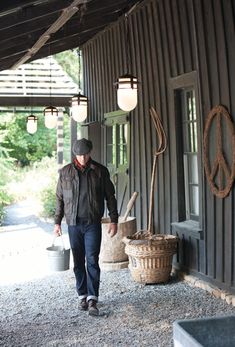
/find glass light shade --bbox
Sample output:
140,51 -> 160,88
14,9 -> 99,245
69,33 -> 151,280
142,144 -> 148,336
26,115 -> 38,134
71,93 -> 88,122
117,74 -> 138,112
44,106 -> 58,129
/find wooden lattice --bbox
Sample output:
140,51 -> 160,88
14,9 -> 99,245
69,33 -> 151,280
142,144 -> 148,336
0,57 -> 77,97
203,105 -> 235,198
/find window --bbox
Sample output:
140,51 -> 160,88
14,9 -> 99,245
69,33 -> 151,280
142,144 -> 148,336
106,123 -> 128,170
176,87 -> 199,222
104,111 -> 129,174
171,72 -> 203,239
104,110 -> 129,214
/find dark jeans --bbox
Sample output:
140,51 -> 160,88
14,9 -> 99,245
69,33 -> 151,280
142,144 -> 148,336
68,222 -> 102,302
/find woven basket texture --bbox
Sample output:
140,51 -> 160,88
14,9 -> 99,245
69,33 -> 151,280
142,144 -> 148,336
123,233 -> 178,284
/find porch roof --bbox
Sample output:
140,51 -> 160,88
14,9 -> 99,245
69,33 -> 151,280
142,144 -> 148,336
0,0 -> 142,72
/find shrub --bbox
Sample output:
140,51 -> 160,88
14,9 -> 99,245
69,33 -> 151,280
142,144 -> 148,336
6,156 -> 58,202
0,190 -> 13,225
40,179 -> 57,219
0,204 -> 5,225
0,143 -> 14,224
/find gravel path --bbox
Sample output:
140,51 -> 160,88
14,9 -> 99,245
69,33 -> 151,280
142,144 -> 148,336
1,200 -> 235,347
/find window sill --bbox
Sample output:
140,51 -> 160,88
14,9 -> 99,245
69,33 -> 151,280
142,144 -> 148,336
171,220 -> 203,240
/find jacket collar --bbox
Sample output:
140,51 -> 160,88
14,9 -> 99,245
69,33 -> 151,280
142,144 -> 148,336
73,157 -> 94,173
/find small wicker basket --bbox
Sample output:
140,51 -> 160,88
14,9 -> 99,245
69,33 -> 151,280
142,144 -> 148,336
123,232 -> 178,284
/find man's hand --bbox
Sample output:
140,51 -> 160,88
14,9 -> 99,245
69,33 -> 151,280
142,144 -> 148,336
54,224 -> 62,237
108,223 -> 118,238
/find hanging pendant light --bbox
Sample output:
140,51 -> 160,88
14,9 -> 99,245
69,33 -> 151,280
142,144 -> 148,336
43,51 -> 58,129
44,105 -> 58,129
26,115 -> 38,134
71,93 -> 88,122
71,49 -> 88,122
115,13 -> 139,112
116,74 -> 138,112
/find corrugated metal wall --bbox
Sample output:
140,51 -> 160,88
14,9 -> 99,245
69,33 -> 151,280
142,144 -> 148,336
82,0 -> 235,292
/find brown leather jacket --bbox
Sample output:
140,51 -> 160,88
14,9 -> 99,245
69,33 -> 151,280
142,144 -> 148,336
54,159 -> 118,225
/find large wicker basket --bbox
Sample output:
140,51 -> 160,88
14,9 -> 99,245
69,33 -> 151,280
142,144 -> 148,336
123,232 -> 178,284
123,108 -> 178,284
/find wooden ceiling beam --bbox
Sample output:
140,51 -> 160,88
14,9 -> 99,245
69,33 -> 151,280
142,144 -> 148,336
0,46 -> 31,63
0,13 -> 111,61
50,13 -> 118,42
0,13 -> 59,42
0,1 -> 136,66
0,0 -> 142,71
27,26 -> 106,61
0,29 -> 45,53
0,5 -> 120,55
0,95 -> 72,107
0,0 -> 72,31
11,0 -> 87,69
83,0 -> 135,16
0,3 -> 120,62
0,0 -> 49,14
0,54 -> 30,71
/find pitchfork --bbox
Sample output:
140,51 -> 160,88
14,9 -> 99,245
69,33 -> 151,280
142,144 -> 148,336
147,107 -> 167,234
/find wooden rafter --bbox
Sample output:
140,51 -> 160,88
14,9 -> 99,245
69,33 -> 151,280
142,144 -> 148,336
11,0 -> 85,69
0,0 -> 141,71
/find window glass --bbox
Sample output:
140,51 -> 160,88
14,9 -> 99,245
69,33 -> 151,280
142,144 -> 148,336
180,88 -> 199,221
117,124 -> 128,166
106,121 -> 128,169
189,154 -> 198,184
106,126 -> 116,166
190,186 -> 199,216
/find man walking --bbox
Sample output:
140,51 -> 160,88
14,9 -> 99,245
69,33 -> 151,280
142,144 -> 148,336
54,138 -> 118,316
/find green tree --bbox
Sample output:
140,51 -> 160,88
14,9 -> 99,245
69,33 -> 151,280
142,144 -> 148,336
55,49 -> 80,85
1,112 -> 57,166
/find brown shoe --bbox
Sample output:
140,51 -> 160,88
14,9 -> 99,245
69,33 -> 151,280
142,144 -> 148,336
88,299 -> 99,316
79,298 -> 88,311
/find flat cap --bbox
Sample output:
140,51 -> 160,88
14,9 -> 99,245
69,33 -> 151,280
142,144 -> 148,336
72,138 -> 93,155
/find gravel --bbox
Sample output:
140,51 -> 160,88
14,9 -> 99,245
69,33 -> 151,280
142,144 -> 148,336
1,269 -> 235,347
1,200 -> 235,346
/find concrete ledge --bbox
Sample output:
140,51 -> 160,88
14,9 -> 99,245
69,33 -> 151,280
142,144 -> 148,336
177,271 -> 235,307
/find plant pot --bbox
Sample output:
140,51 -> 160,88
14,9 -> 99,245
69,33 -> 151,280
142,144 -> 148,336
123,231 -> 178,284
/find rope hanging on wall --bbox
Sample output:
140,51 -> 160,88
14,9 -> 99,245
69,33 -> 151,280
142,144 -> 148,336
203,105 -> 235,198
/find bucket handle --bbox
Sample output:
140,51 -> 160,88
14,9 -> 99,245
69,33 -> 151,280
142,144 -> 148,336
52,235 -> 66,250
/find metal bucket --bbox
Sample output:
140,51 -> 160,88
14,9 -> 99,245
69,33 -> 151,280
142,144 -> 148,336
100,216 -> 136,264
46,237 -> 70,271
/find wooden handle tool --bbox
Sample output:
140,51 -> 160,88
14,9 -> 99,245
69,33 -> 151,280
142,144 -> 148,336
122,192 -> 138,222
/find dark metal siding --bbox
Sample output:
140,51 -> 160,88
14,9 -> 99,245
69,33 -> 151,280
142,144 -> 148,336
82,0 -> 235,292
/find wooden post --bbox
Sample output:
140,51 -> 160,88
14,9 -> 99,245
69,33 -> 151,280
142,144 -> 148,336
70,111 -> 77,161
57,108 -> 64,168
